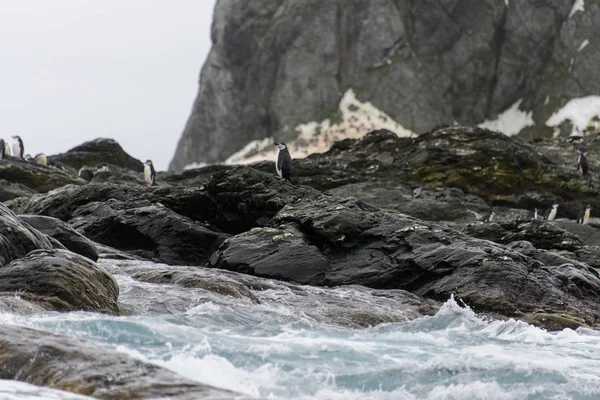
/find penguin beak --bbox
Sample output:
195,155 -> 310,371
274,142 -> 280,146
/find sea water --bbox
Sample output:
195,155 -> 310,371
2,260 -> 600,400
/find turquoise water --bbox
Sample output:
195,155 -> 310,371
3,260 -> 600,399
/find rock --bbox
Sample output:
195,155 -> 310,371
48,138 -> 144,171
0,202 -> 55,267
19,215 -> 99,261
0,157 -> 82,201
210,226 -> 328,284
0,249 -> 119,314
69,199 -> 228,265
171,0 -> 600,169
207,167 -> 600,330
0,324 -> 249,399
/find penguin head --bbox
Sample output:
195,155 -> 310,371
96,163 -> 109,172
34,153 -> 44,158
11,135 -> 21,141
274,143 -> 288,151
552,204 -> 559,209
145,160 -> 153,166
586,204 -> 592,211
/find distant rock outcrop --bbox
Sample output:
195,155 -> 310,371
170,0 -> 600,170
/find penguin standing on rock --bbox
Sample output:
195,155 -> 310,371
3,140 -> 10,157
543,204 -> 559,221
481,209 -> 495,222
144,160 -> 156,187
577,205 -> 591,225
528,208 -> 539,220
11,136 -> 24,159
0,139 -> 5,159
274,142 -> 293,184
34,153 -> 47,166
577,145 -> 590,176
78,167 -> 94,182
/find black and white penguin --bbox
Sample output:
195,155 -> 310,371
274,142 -> 293,184
96,163 -> 109,172
543,204 -> 559,221
0,139 -> 5,160
3,140 -> 10,157
24,154 -> 33,162
78,167 -> 94,182
576,205 -> 591,225
481,209 -> 495,222
144,160 -> 156,187
11,135 -> 24,159
528,208 -> 539,220
577,148 -> 590,176
34,153 -> 47,166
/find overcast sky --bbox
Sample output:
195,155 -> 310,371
0,0 -> 215,170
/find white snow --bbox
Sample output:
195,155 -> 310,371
569,0 -> 585,18
545,96 -> 600,136
183,161 -> 209,170
478,99 -> 535,136
577,39 -> 590,52
219,89 -> 415,165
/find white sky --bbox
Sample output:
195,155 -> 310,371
0,0 -> 216,171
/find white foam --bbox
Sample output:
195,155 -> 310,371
569,0 -> 585,18
478,99 -> 535,136
545,96 -> 600,136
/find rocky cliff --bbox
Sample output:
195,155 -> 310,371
170,0 -> 600,170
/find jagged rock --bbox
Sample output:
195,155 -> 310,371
0,324 -> 249,399
49,138 -> 144,171
19,215 -> 99,261
0,203 -> 55,267
0,157 -> 82,201
171,0 -> 599,169
0,249 -> 119,314
207,167 -> 600,330
69,199 -> 228,265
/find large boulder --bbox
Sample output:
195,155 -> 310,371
170,0 -> 598,169
49,138 -> 144,171
19,214 -> 99,261
0,249 -> 119,314
0,324 -> 249,399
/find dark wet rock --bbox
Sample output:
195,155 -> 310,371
0,203 -> 55,267
69,199 -> 228,265
171,0 -> 598,169
207,167 -> 600,330
0,249 -> 119,314
0,324 -> 250,399
462,219 -> 583,252
48,138 -> 144,171
210,226 -> 328,284
19,215 -> 99,261
0,157 -> 82,201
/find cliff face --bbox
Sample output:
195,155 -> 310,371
169,0 -> 599,171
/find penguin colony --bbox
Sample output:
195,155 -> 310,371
0,133 -> 595,226
0,135 -> 157,187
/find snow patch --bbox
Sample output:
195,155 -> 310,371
546,96 -> 600,136
577,39 -> 590,52
569,0 -> 585,18
222,89 -> 416,165
478,99 -> 535,136
183,161 -> 209,170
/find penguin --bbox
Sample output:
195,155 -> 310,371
144,160 -> 156,187
78,167 -> 94,182
96,163 -> 109,172
543,204 -> 559,221
34,153 -> 47,166
274,142 -> 294,184
24,154 -> 33,162
481,209 -> 495,222
0,139 -> 5,160
528,208 -> 539,220
578,150 -> 590,176
11,135 -> 24,159
3,140 -> 10,157
576,205 -> 591,225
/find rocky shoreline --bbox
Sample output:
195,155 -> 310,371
1,126 -> 600,398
